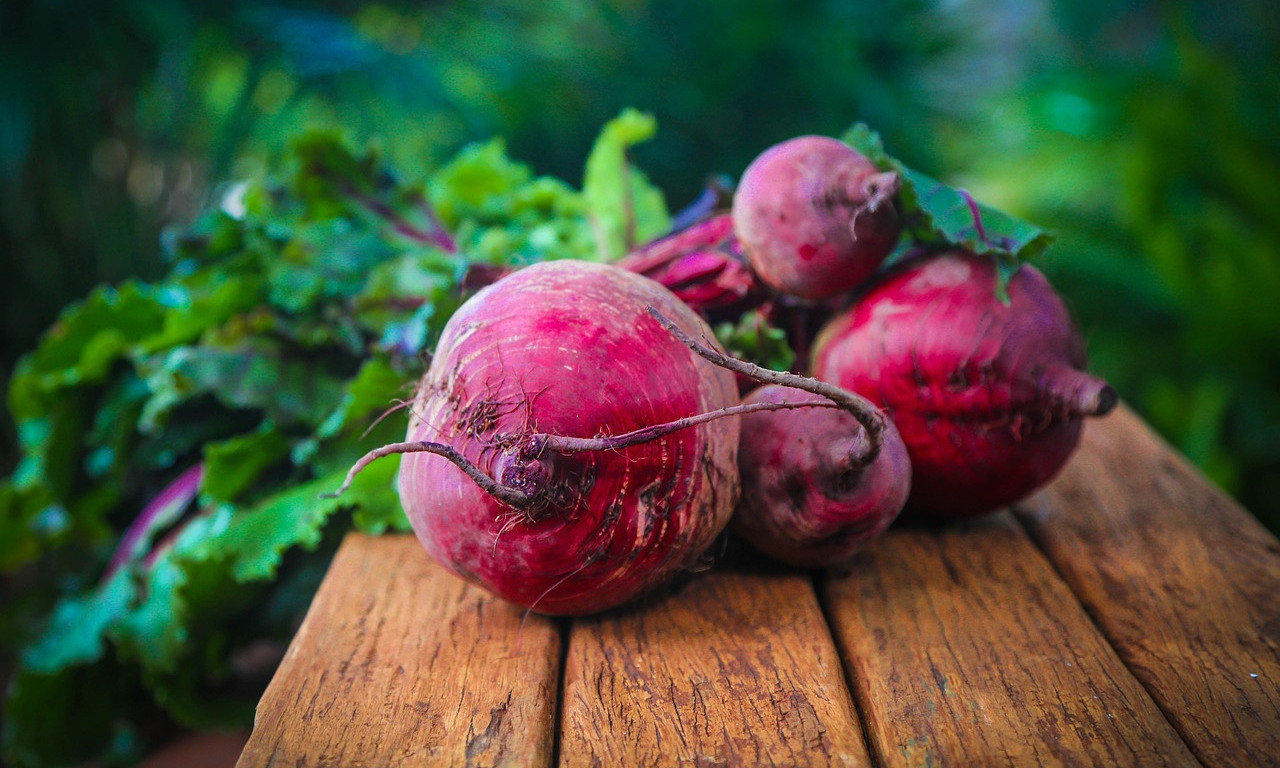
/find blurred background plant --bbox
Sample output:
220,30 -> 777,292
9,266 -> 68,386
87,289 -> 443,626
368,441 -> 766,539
1,0 -> 1277,756
5,0 -> 1275,529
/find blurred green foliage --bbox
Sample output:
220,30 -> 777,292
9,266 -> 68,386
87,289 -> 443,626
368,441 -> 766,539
0,1 -> 1278,762
2,0 -> 1277,527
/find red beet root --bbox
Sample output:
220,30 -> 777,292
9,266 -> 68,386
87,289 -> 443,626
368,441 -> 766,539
812,250 -> 1117,519
365,261 -> 743,615
732,136 -> 901,301
735,385 -> 910,567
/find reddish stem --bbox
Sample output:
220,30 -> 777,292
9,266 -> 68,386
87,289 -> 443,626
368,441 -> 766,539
323,440 -> 532,507
325,399 -> 841,508
526,399 -> 841,455
668,180 -> 730,232
645,306 -> 888,464
105,464 -> 204,578
958,189 -> 990,246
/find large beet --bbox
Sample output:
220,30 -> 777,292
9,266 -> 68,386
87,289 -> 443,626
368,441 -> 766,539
812,250 -> 1116,519
397,261 -> 741,615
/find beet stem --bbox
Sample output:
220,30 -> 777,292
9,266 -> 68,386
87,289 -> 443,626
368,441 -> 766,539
958,189 -> 990,246
323,439 -> 532,508
105,463 -> 204,578
532,399 -> 842,454
645,306 -> 888,464
862,171 -> 900,211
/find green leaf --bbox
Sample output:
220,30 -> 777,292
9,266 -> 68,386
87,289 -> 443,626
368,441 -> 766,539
842,122 -> 891,166
430,138 -> 533,226
583,108 -> 670,259
346,453 -> 407,534
202,423 -> 292,504
6,283 -> 167,502
83,373 -> 149,482
265,221 -> 397,314
430,141 -> 598,265
187,471 -> 348,583
9,389 -> 88,512
165,208 -> 247,265
0,480 -> 54,571
20,567 -> 135,672
714,310 -> 796,372
145,268 -> 266,353
137,340 -> 347,432
844,123 -> 1054,298
291,130 -> 454,252
9,282 -> 165,409
116,554 -> 190,668
352,251 -> 461,353
315,355 -> 415,441
898,164 -> 1055,261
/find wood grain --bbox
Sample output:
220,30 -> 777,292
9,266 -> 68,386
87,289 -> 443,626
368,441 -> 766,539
236,533 -> 561,768
822,513 -> 1199,767
560,569 -> 871,767
238,406 -> 1280,767
1019,404 -> 1280,766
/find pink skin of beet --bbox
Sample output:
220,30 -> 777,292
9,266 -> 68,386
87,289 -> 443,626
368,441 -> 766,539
735,385 -> 910,567
397,261 -> 742,615
811,250 -> 1117,519
732,136 -> 902,301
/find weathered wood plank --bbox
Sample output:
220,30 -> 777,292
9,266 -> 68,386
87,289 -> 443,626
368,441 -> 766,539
560,568 -> 872,767
1019,405 -> 1280,766
236,533 -> 561,768
823,512 -> 1199,767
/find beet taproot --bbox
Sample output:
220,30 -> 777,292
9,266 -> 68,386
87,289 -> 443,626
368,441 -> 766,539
812,250 -> 1116,519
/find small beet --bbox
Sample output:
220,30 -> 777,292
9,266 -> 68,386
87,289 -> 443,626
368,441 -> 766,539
812,250 -> 1116,519
732,136 -> 901,301
734,385 -> 910,567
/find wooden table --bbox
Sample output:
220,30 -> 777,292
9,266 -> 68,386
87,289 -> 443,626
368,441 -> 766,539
236,406 -> 1280,767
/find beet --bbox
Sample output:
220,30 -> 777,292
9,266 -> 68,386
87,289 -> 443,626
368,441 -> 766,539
404,261 -> 751,614
732,136 -> 901,301
321,261 -> 744,615
811,250 -> 1117,519
734,385 -> 910,567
